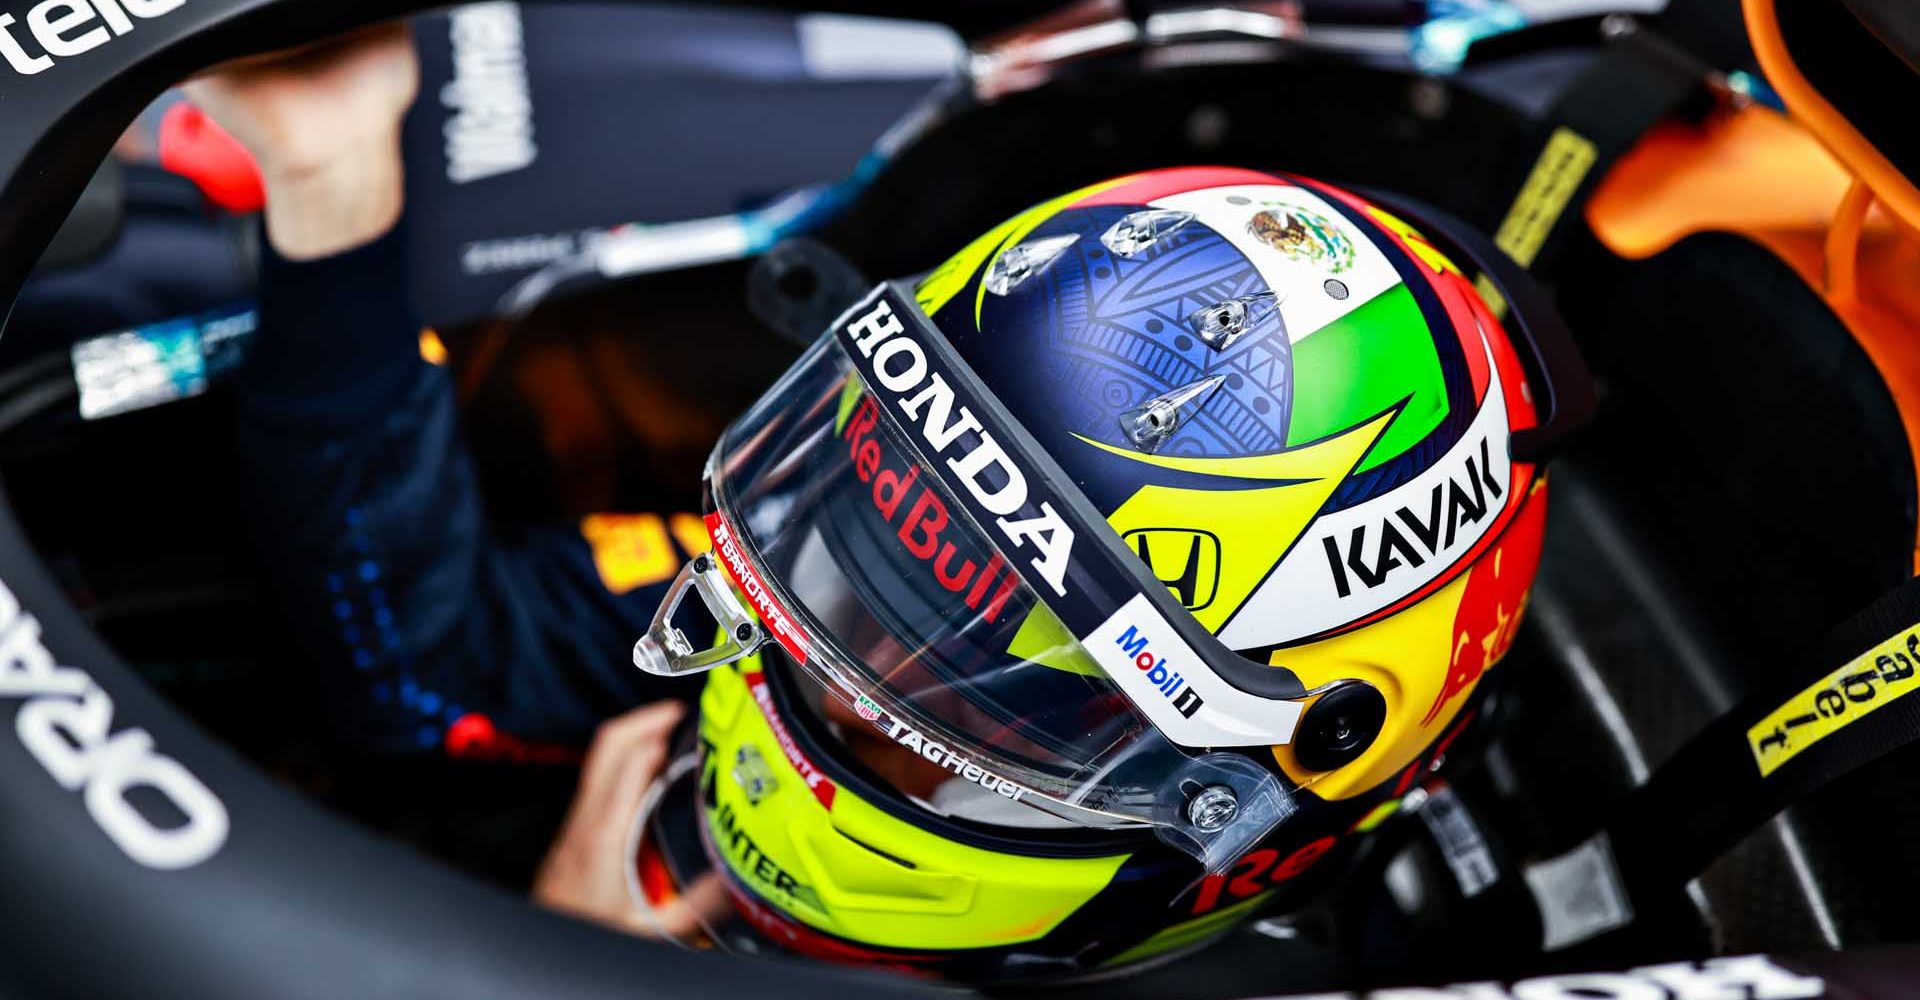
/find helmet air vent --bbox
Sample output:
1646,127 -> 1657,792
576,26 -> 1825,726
1119,375 -> 1226,453
984,233 -> 1080,296
1099,209 -> 1195,257
1186,291 -> 1277,352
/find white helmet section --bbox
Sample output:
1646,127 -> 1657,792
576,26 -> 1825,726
1220,332 -> 1512,648
1148,183 -> 1404,345
1144,182 -> 1516,649
1083,593 -> 1305,747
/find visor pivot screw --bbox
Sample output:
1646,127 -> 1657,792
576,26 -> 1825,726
692,554 -> 712,574
1188,785 -> 1239,832
735,623 -> 755,643
1297,683 -> 1387,772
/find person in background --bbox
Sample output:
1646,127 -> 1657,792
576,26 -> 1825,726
187,23 -> 723,935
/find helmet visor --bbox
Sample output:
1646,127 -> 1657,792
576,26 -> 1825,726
686,286 -> 1305,868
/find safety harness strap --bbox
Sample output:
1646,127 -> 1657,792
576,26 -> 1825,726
1484,22 -> 1715,289
1528,574 -> 1920,948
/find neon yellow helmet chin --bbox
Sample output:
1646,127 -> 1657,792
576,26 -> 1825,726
628,167 -> 1585,982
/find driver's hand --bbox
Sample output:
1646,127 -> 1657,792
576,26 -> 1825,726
533,701 -> 729,939
183,23 -> 418,260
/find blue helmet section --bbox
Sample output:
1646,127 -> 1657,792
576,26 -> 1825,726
932,204 -> 1307,515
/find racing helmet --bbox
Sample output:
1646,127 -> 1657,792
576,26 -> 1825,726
629,166 -> 1586,981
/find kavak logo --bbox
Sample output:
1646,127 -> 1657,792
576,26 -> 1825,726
1124,528 -> 1220,611
1227,334 -> 1515,647
1321,434 -> 1505,600
0,0 -> 185,76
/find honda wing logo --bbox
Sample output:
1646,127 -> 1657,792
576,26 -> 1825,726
1124,528 -> 1220,611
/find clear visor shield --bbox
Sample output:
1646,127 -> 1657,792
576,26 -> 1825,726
637,285 -> 1328,871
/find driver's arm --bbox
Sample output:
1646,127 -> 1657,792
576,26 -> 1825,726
194,26 -> 698,752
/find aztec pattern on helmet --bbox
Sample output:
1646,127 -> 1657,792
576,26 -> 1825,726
916,167 -> 1539,649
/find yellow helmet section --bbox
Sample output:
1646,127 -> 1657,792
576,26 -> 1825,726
1084,407 -> 1396,633
1267,568 -> 1474,799
1271,478 -> 1549,798
698,656 -> 1130,951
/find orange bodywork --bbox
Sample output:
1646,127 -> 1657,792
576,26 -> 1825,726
1587,102 -> 1920,570
1741,0 -> 1920,234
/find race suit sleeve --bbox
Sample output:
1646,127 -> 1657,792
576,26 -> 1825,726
236,221 -> 703,754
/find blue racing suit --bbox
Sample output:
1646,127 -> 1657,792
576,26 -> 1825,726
237,222 -> 701,754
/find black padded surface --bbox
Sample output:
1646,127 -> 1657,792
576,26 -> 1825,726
1556,230 -> 1919,950
1842,0 -> 1920,75
1559,231 -> 1916,683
